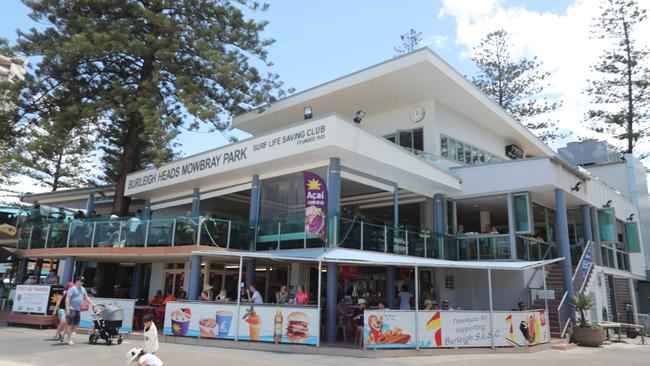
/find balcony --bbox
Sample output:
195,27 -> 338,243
599,242 -> 630,271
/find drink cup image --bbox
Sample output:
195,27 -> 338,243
243,307 -> 261,341
215,310 -> 233,338
199,317 -> 217,338
171,308 -> 191,336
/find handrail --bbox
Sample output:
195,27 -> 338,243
556,240 -> 595,338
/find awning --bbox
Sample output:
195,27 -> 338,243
192,247 -> 563,271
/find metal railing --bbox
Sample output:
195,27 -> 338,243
557,241 -> 596,338
599,242 -> 630,271
457,234 -> 511,260
516,236 -> 555,261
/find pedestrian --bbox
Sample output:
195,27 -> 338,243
142,314 -> 159,354
65,276 -> 97,346
126,347 -> 163,366
52,282 -> 74,342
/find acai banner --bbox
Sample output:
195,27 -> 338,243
303,172 -> 327,241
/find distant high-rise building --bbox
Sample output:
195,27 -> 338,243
0,55 -> 26,83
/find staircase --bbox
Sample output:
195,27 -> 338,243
532,264 -> 564,338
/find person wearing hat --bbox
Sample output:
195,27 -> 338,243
52,282 -> 75,342
126,347 -> 163,366
423,299 -> 434,310
200,285 -> 213,301
352,299 -> 367,347
65,276 -> 97,345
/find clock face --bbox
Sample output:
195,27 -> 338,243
410,106 -> 425,122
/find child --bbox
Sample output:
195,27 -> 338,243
52,282 -> 74,342
142,314 -> 159,354
126,347 -> 163,366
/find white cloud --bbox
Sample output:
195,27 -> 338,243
421,34 -> 449,50
440,0 -> 650,153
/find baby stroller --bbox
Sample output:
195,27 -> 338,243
89,304 -> 124,345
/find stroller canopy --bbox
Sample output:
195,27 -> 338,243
100,304 -> 124,321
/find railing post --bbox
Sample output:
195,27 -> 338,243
303,224 -> 307,249
424,232 -> 427,258
116,221 -> 123,247
27,226 -> 34,249
476,239 -> 480,260
612,243 -> 619,269
360,220 -> 364,251
143,220 -> 150,247
226,220 -> 232,249
277,221 -> 282,250
196,217 -> 203,246
171,219 -> 176,247
65,223 -> 72,248
441,235 -> 445,259
44,224 -> 50,249
90,222 -> 97,248
384,225 -> 387,253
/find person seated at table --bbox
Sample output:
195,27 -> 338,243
150,290 -> 163,305
294,284 -> 309,305
200,286 -> 213,301
215,288 -> 228,302
441,300 -> 452,311
247,284 -> 263,304
177,290 -> 187,301
352,299 -> 367,347
275,285 -> 289,304
517,301 -> 527,311
162,290 -> 176,305
376,300 -> 386,310
423,299 -> 434,310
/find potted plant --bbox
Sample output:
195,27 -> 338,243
571,293 -> 605,347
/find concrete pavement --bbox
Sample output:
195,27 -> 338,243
0,326 -> 649,366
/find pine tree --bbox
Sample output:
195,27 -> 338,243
0,38 -> 25,185
471,30 -> 562,143
14,0 -> 287,215
584,0 -> 649,155
395,29 -> 423,55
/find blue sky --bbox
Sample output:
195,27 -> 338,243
0,0 -> 631,158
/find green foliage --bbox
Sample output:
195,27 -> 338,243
395,29 -> 423,56
571,292 -> 594,327
471,30 -> 563,143
584,0 -> 649,155
14,0 -> 287,214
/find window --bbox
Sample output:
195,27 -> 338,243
387,128 -> 424,152
597,209 -> 616,242
624,222 -> 640,252
513,193 -> 532,233
444,275 -> 454,290
440,135 -> 501,166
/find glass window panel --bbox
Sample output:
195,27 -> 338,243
464,145 -> 472,164
597,209 -> 616,242
514,193 -> 531,233
441,137 -> 448,157
446,199 -> 455,235
624,222 -> 640,252
456,142 -> 464,162
448,139 -> 457,160
479,151 -> 485,163
472,148 -> 478,164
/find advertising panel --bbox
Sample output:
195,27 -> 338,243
365,310 -> 549,349
12,285 -> 52,314
78,298 -> 136,333
163,302 -> 319,345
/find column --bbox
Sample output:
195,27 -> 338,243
62,256 -> 75,284
86,192 -> 95,214
386,266 -> 396,309
18,258 -> 28,284
581,205 -> 593,243
248,175 -> 260,251
327,158 -> 341,247
130,263 -> 145,300
191,188 -> 200,218
392,185 -> 399,253
555,188 -> 575,325
245,259 -> 256,287
188,256 -> 202,300
33,259 -> 42,284
433,193 -> 444,235
506,192 -> 518,260
143,200 -> 152,219
326,262 -> 338,343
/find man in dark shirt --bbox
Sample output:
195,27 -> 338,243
352,298 -> 367,347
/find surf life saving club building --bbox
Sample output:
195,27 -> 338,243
14,48 -> 646,350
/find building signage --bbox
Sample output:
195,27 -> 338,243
163,301 -> 319,345
581,245 -> 593,281
364,310 -> 549,349
12,285 -> 52,314
125,121 -> 328,195
78,297 -> 136,333
303,171 -> 327,240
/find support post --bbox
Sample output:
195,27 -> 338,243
85,192 -> 95,214
433,193 -> 444,235
62,256 -> 75,284
393,185 -> 399,253
191,188 -> 200,218
130,263 -> 145,300
245,259 -> 256,287
543,266 -> 550,335
506,192 -> 517,260
143,200 -> 151,219
188,255 -> 202,300
414,265 -> 420,350
488,268 -> 495,349
17,258 -> 28,284
327,158 -> 341,247
317,260 -> 322,347
386,267 -> 396,309
326,262 -> 338,343
555,188 -> 575,325
581,205 -> 593,243
249,175 -> 261,251
235,256 -> 243,341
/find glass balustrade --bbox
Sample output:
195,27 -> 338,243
516,236 -> 554,261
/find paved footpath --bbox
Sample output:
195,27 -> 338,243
1,327 -> 649,366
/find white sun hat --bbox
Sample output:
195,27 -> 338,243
126,347 -> 142,364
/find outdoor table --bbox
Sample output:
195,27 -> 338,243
600,321 -> 646,344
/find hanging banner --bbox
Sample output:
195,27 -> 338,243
163,302 -> 319,346
365,310 -> 549,349
303,172 -> 327,241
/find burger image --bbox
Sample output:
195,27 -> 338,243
286,311 -> 309,343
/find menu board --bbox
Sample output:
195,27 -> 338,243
364,309 -> 549,349
12,285 -> 52,314
163,302 -> 319,345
